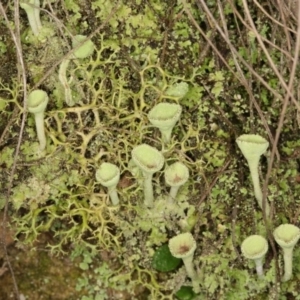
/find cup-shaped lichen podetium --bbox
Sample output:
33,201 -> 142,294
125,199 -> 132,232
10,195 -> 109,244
131,144 -> 164,207
236,134 -> 270,216
169,232 -> 197,279
273,224 -> 300,282
58,35 -> 95,106
27,89 -> 49,151
96,163 -> 120,206
20,0 -> 42,36
241,235 -> 268,278
164,162 -> 189,203
148,103 -> 182,143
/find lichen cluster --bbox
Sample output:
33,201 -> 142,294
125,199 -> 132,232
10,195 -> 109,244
1,0 -> 300,299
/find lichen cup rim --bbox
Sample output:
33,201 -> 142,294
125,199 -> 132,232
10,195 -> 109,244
131,144 -> 164,174
236,134 -> 269,158
165,161 -> 189,187
241,235 -> 268,259
95,162 -> 120,187
273,224 -> 300,248
148,102 -> 182,128
168,232 -> 196,258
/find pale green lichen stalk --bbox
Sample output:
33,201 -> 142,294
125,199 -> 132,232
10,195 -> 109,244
96,163 -> 120,206
58,35 -> 95,106
241,235 -> 268,277
148,103 -> 182,143
273,224 -> 300,282
236,134 -> 270,216
131,144 -> 164,207
169,232 -> 197,279
27,89 -> 49,151
20,0 -> 42,36
164,162 -> 189,203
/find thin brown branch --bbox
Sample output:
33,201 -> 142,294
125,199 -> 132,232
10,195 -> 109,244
274,0 -> 292,51
253,0 -> 296,34
260,0 -> 300,292
242,0 -> 299,111
186,0 -> 280,159
0,0 -> 28,298
227,0 -> 294,61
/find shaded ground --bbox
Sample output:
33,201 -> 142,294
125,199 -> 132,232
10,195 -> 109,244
0,226 -> 84,300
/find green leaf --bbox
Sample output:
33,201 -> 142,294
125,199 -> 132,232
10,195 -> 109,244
175,286 -> 197,300
181,85 -> 203,108
151,244 -> 181,272
211,81 -> 223,97
79,262 -> 89,270
0,146 -> 14,167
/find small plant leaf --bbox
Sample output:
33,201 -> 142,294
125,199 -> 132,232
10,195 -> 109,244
151,244 -> 181,272
175,286 -> 197,300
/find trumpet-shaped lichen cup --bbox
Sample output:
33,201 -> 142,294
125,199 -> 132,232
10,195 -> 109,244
20,0 -> 42,36
236,134 -> 270,216
241,235 -> 268,278
131,144 -> 164,207
58,35 -> 95,106
96,163 -> 120,206
164,162 -> 189,203
27,89 -> 49,151
169,232 -> 197,279
273,224 -> 300,282
148,103 -> 182,143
